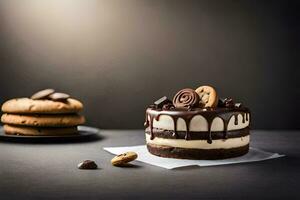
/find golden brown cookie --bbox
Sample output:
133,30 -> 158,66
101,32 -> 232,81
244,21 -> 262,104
195,85 -> 218,108
111,152 -> 138,166
1,113 -> 85,127
3,124 -> 78,136
1,98 -> 83,114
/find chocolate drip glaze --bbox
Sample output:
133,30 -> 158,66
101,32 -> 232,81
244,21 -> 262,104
234,114 -> 239,125
149,115 -> 154,140
144,112 -> 149,127
173,116 -> 178,138
145,107 -> 250,144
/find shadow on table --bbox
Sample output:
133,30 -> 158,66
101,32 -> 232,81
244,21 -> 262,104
0,133 -> 104,144
113,163 -> 143,169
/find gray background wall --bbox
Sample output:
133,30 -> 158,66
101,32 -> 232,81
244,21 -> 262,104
0,0 -> 298,129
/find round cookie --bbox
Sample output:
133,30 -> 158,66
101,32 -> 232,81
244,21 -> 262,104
1,113 -> 85,127
3,124 -> 78,136
111,152 -> 138,166
1,98 -> 83,114
195,85 -> 218,108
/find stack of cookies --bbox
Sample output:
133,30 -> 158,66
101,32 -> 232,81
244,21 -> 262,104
1,89 -> 85,136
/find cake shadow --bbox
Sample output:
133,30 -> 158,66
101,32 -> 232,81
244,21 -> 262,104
113,163 -> 142,168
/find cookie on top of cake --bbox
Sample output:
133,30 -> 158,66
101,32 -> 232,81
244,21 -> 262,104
1,89 -> 85,136
144,85 -> 251,160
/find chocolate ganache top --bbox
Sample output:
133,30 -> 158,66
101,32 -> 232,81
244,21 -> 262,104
144,86 -> 251,144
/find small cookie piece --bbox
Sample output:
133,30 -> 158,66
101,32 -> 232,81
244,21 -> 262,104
31,89 -> 55,100
173,88 -> 199,108
1,98 -> 83,114
195,86 -> 218,108
49,93 -> 70,101
111,152 -> 138,166
1,113 -> 85,127
78,160 -> 98,169
3,124 -> 78,136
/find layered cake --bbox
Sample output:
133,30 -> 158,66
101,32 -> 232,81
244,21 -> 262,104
144,86 -> 250,160
1,89 -> 85,136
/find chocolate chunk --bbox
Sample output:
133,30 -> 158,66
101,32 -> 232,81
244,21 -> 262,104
154,96 -> 173,109
224,98 -> 235,107
49,92 -> 70,101
218,98 -> 235,108
235,103 -> 242,108
31,89 -> 55,100
218,98 -> 226,107
162,103 -> 175,110
77,160 -> 98,169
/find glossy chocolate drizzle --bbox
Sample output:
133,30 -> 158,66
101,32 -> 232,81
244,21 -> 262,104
144,107 -> 250,144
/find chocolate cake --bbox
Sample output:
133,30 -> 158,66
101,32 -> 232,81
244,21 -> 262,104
144,86 -> 251,160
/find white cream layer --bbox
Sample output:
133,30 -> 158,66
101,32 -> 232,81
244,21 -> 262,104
146,134 -> 250,149
149,113 -> 250,132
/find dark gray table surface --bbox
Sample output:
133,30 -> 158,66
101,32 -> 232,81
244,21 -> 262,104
0,129 -> 299,200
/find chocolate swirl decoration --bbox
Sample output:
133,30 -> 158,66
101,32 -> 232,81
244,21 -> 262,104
172,88 -> 200,108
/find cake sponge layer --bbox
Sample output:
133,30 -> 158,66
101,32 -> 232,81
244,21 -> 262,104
146,134 -> 250,150
147,143 -> 249,160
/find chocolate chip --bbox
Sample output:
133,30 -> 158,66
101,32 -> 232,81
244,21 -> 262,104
31,89 -> 55,100
49,92 -> 70,101
77,160 -> 98,169
154,96 -> 173,109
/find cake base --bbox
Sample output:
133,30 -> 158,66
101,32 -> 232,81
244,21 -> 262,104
147,143 -> 249,160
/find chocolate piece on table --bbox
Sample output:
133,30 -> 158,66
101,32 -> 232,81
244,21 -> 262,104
154,96 -> 173,109
31,89 -> 55,100
49,92 -> 70,101
173,88 -> 199,108
77,160 -> 98,169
